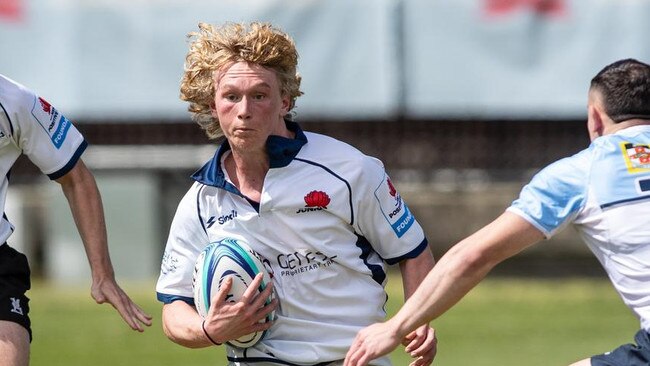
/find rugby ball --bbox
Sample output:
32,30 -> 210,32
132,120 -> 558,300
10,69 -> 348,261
192,237 -> 274,348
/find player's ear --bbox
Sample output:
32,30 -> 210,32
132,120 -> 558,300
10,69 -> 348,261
587,104 -> 604,141
280,94 -> 291,117
210,101 -> 218,119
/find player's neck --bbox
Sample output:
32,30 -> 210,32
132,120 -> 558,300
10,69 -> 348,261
604,119 -> 650,135
224,152 -> 268,202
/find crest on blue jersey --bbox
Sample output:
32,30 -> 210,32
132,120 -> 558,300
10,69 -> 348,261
621,142 -> 650,173
593,142 -> 650,208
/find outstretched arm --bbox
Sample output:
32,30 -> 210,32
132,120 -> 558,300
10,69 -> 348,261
345,212 -> 544,366
56,159 -> 152,331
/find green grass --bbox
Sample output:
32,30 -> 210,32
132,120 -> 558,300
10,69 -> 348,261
28,275 -> 638,366
392,278 -> 638,366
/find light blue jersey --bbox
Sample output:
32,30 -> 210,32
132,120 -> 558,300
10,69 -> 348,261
508,125 -> 650,331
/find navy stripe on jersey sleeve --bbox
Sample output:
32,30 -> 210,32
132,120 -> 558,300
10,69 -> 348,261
355,234 -> 387,285
384,238 -> 429,265
156,292 -> 194,305
47,140 -> 88,180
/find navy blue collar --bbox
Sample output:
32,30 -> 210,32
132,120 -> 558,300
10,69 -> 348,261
191,121 -> 308,189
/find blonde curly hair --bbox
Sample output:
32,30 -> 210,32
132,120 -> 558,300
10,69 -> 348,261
180,22 -> 303,139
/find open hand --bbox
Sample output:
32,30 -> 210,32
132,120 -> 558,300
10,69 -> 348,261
91,278 -> 153,332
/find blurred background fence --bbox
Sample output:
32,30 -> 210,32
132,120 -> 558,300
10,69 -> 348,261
2,0 -> 649,282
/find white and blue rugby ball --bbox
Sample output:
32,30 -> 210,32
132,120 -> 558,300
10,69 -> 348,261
192,237 -> 275,348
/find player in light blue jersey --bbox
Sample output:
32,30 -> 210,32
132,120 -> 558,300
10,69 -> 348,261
156,22 -> 437,366
344,59 -> 650,366
0,74 -> 152,366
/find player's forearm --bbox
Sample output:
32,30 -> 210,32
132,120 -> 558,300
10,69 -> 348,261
400,248 -> 435,300
390,212 -> 544,338
162,302 -> 213,348
57,161 -> 114,280
391,240 -> 493,338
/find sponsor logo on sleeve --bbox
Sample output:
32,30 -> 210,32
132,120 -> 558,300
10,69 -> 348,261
375,176 -> 414,238
31,97 -> 72,149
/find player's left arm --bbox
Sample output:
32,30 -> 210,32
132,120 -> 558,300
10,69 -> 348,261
351,156 -> 437,365
398,249 -> 437,366
55,159 -> 152,331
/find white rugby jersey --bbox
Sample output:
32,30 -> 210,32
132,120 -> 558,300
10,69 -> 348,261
0,74 -> 86,246
156,122 -> 428,365
508,125 -> 650,331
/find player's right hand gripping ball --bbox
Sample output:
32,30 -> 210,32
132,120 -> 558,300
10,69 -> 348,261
192,237 -> 275,348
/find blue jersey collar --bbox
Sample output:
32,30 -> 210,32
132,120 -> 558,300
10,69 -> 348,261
191,121 -> 307,188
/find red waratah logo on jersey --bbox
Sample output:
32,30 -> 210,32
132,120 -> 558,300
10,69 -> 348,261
386,178 -> 397,197
304,190 -> 330,208
39,97 -> 52,114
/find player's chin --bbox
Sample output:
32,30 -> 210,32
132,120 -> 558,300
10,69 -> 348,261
228,131 -> 264,146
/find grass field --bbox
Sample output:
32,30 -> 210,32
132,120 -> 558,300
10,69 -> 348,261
28,274 -> 638,366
